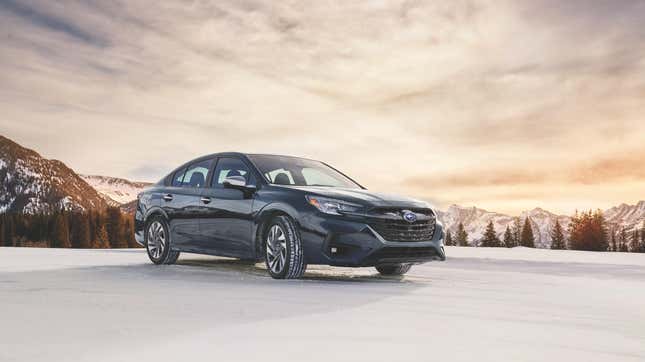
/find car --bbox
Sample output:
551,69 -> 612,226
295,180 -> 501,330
134,153 -> 446,279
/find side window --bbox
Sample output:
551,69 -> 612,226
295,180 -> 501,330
211,158 -> 254,188
265,168 -> 294,185
181,159 -> 212,188
171,167 -> 187,187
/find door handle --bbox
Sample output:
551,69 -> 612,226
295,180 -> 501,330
200,197 -> 211,204
163,194 -> 173,202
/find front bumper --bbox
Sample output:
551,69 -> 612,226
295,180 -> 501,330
299,214 -> 446,267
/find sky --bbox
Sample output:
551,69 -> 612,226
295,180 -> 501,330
0,0 -> 644,215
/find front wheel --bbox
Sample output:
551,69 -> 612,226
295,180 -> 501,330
375,263 -> 412,276
145,217 -> 180,265
264,216 -> 307,279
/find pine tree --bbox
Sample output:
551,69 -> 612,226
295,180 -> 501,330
618,228 -> 628,252
445,230 -> 453,246
591,210 -> 609,251
567,210 -> 608,251
106,207 -> 127,248
609,230 -> 618,252
641,223 -> 645,253
94,224 -> 111,249
481,220 -> 500,247
0,215 -> 5,246
39,213 -> 50,243
629,229 -> 641,253
511,217 -> 521,247
52,213 -> 71,248
4,214 -> 15,247
520,217 -> 535,248
503,226 -> 513,248
124,216 -> 138,248
550,219 -> 566,250
71,213 -> 91,248
456,222 -> 469,247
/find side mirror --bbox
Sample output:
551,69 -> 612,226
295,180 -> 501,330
223,175 -> 256,191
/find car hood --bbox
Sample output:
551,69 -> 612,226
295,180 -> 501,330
278,186 -> 430,208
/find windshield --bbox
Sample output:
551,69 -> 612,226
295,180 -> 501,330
248,155 -> 362,189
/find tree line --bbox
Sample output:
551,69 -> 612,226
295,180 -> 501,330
0,207 -> 139,249
444,209 -> 645,253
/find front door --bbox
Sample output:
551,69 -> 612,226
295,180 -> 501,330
198,157 -> 256,258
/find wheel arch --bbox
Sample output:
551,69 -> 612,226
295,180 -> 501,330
143,207 -> 169,228
253,204 -> 300,258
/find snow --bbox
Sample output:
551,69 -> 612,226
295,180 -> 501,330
1,246 -> 644,362
80,174 -> 150,204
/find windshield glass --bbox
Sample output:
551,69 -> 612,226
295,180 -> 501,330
248,155 -> 361,189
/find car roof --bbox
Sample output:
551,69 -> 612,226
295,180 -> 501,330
196,152 -> 320,162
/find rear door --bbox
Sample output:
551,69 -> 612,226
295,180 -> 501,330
198,157 -> 256,257
160,159 -> 213,251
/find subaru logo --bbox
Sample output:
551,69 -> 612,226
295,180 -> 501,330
402,211 -> 417,223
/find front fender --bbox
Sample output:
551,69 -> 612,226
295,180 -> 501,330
251,201 -> 303,257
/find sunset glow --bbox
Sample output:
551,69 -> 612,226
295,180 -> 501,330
1,0 -> 644,214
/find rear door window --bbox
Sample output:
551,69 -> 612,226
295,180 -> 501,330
181,159 -> 212,188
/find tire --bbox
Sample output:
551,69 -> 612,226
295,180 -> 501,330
375,263 -> 412,276
145,216 -> 180,265
264,216 -> 307,279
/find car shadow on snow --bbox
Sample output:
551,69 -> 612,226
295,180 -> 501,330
175,256 -> 423,284
174,256 -> 417,284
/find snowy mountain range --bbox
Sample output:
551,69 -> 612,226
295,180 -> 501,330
1,134 -> 643,247
436,205 -> 571,248
437,203 -> 645,248
0,135 -> 108,213
80,174 -> 151,205
604,201 -> 645,231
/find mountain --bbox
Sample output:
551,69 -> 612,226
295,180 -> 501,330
80,174 -> 151,205
438,205 -> 573,248
0,135 -> 108,213
519,208 -> 571,248
437,202 -> 644,248
436,205 -> 515,244
604,201 -> 645,232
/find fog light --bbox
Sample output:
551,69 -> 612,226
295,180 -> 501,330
331,247 -> 338,254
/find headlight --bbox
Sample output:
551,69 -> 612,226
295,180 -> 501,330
305,195 -> 362,215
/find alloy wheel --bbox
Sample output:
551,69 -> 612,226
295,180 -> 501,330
147,221 -> 166,259
266,225 -> 287,274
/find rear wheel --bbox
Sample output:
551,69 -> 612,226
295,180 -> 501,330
145,216 -> 180,265
264,216 -> 306,279
375,263 -> 412,276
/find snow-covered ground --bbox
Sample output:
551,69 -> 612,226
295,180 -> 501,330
1,246 -> 644,362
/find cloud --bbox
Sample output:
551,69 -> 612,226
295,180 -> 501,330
0,0 -> 107,47
0,0 -> 644,214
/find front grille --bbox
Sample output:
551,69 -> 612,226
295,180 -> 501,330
367,208 -> 436,242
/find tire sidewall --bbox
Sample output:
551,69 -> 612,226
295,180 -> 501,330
264,216 -> 305,279
145,216 -> 171,265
